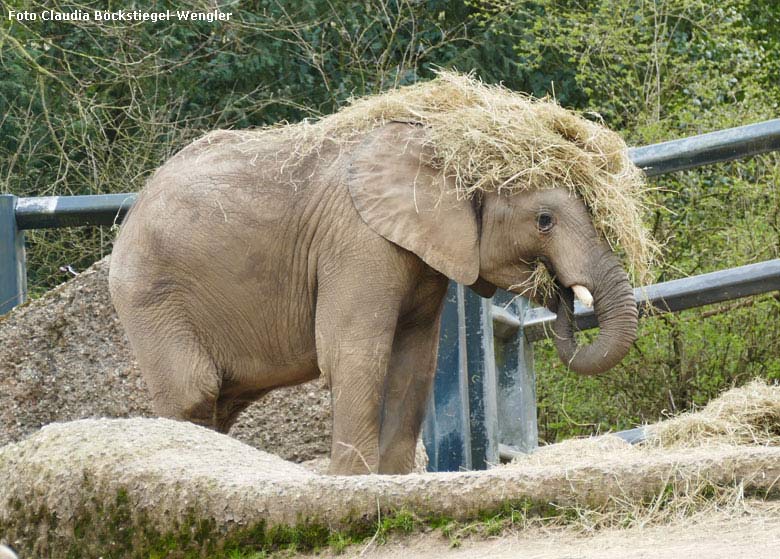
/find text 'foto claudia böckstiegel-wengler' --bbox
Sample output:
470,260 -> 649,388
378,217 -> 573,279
7,9 -> 233,23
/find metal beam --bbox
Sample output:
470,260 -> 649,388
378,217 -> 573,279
522,259 -> 780,342
0,195 -> 26,314
628,119 -> 780,177
15,194 -> 137,230
424,283 -> 472,471
499,426 -> 647,462
491,303 -> 522,339
492,293 -> 537,454
612,427 -> 647,445
464,288 -> 500,469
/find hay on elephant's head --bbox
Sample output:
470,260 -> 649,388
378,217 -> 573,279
224,71 -> 658,284
648,379 -> 780,448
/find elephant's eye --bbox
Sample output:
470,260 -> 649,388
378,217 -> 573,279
537,212 -> 554,233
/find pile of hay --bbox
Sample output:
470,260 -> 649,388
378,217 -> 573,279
648,379 -> 780,448
510,379 -> 780,470
506,380 -> 780,528
204,71 -> 658,287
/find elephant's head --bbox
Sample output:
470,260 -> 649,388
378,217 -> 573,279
478,187 -> 638,375
348,122 -> 640,376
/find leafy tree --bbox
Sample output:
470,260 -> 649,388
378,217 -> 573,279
0,0 -> 475,288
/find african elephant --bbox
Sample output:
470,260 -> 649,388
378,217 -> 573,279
109,120 -> 639,475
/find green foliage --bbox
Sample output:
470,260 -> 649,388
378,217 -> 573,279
378,508 -> 418,534
472,0 -> 778,128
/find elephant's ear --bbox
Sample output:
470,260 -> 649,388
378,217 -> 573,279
347,122 -> 479,285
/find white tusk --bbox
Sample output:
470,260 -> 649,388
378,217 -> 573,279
572,284 -> 593,308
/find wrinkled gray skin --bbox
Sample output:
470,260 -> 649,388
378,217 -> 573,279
109,122 -> 637,475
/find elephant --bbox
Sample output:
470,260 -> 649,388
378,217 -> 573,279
109,120 -> 639,475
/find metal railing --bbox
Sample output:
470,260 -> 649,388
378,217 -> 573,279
2,119 -> 779,472
523,260 -> 780,342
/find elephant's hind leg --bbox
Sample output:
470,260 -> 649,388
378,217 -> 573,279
122,315 -> 222,428
215,389 -> 270,433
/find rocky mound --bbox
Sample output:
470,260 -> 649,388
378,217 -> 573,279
0,257 -> 332,462
2,417 -> 779,558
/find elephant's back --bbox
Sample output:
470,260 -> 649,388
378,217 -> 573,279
108,125 -> 422,388
109,126 -> 348,365
119,126 -> 341,242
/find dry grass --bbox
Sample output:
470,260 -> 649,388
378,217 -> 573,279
502,380 -> 780,532
509,262 -> 558,303
443,471 -> 763,543
514,380 -> 780,467
648,379 -> 780,448
200,71 -> 658,286
551,478 -> 754,534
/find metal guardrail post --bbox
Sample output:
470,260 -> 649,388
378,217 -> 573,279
424,282 -> 501,471
424,282 -> 472,471
463,286 -> 500,469
493,293 -> 538,454
0,195 -> 26,315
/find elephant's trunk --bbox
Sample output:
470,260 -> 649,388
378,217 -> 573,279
552,255 -> 638,375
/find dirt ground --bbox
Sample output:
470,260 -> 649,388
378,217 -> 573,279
337,501 -> 780,559
0,257 -> 332,462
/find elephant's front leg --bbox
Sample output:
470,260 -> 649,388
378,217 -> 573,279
315,283 -> 401,475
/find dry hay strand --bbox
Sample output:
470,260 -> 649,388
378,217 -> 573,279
553,476 -> 756,534
199,71 -> 658,286
508,260 -> 557,303
504,435 -> 759,533
647,379 -> 780,448
506,437 -> 769,533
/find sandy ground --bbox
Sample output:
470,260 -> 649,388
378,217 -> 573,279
338,502 -> 780,559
